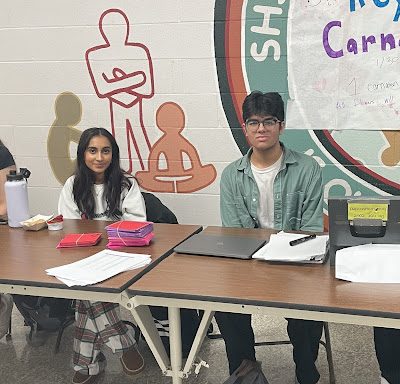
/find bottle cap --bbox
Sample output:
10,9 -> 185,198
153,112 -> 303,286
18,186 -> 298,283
6,170 -> 24,181
6,168 -> 31,181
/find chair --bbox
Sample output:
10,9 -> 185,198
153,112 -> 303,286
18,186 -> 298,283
141,192 -> 178,224
29,300 -> 75,354
53,303 -> 75,353
13,294 -> 75,354
208,321 -> 335,384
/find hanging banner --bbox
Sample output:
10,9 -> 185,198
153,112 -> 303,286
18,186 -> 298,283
286,1 -> 400,130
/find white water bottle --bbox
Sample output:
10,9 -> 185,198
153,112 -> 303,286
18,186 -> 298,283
4,168 -> 31,227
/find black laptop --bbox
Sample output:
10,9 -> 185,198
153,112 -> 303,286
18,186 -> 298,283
173,233 -> 266,259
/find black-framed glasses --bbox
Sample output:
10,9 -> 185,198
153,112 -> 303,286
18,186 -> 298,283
245,118 -> 280,131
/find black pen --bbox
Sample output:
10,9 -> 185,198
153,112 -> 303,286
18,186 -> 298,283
289,234 -> 316,246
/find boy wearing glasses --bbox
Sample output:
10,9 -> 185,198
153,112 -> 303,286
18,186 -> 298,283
216,91 -> 324,384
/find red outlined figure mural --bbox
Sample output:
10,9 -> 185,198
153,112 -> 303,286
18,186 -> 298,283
85,8 -> 154,173
47,92 -> 82,184
136,102 -> 217,193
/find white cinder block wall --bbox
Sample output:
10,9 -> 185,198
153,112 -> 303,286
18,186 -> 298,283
1,1 -> 395,227
1,0 -> 240,226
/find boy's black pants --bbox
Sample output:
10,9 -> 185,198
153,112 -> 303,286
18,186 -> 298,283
215,312 -> 323,384
374,327 -> 400,384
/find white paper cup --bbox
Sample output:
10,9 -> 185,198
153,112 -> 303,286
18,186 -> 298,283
47,221 -> 63,231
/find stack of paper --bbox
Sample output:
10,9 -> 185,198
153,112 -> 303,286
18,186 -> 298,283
46,249 -> 151,286
336,243 -> 400,283
252,232 -> 329,263
57,233 -> 102,248
105,221 -> 154,248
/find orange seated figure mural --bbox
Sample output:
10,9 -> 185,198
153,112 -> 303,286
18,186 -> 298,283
136,102 -> 217,193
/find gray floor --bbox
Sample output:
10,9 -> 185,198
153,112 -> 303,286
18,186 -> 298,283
0,307 -> 381,384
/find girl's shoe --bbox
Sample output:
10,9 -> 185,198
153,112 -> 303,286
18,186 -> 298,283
72,371 -> 103,384
120,348 -> 145,375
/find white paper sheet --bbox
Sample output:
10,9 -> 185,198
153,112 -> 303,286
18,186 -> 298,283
46,249 -> 151,287
252,232 -> 329,262
335,244 -> 400,283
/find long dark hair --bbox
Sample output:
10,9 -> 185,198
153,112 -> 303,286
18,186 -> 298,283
72,127 -> 132,219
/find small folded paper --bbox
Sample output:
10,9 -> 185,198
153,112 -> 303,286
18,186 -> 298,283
57,233 -> 102,248
105,221 -> 153,249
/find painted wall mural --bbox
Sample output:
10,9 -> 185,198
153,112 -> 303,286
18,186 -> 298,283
85,8 -> 154,173
1,1 -> 397,226
136,102 -> 217,193
47,7 -> 216,196
215,0 -> 400,225
47,92 -> 82,184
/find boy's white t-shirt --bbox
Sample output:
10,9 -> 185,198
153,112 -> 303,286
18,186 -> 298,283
251,154 -> 282,229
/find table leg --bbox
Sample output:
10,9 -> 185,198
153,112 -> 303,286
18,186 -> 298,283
168,307 -> 183,384
183,310 -> 214,375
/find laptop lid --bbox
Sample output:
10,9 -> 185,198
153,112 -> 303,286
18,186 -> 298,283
173,233 -> 266,259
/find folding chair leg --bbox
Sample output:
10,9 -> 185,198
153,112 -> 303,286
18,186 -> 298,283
54,326 -> 66,354
54,316 -> 75,354
6,316 -> 12,340
323,322 -> 336,384
123,320 -> 142,344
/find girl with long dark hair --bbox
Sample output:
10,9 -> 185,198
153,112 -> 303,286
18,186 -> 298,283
58,128 -> 145,384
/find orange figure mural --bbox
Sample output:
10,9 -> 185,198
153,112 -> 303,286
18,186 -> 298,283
85,8 -> 154,173
136,102 -> 217,193
47,92 -> 82,184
